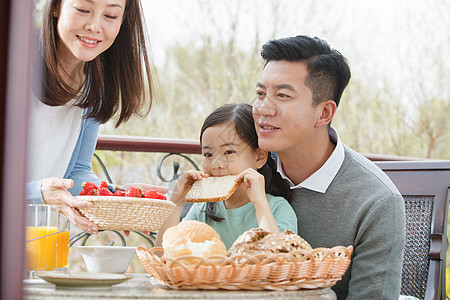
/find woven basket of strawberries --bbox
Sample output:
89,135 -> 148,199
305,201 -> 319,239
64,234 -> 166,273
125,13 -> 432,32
77,181 -> 175,232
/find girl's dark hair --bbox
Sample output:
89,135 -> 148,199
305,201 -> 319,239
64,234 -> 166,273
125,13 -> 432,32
200,103 -> 292,222
40,0 -> 157,127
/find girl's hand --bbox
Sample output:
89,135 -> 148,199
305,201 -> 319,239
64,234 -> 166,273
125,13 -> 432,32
235,169 -> 280,234
41,177 -> 99,234
171,170 -> 208,206
235,168 -> 266,205
155,170 -> 208,248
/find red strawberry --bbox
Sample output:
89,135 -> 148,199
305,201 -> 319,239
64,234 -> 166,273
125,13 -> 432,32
87,188 -> 97,195
143,190 -> 158,199
125,187 -> 143,198
98,181 -> 108,189
79,189 -> 87,195
113,190 -> 125,197
143,190 -> 167,200
82,181 -> 96,192
97,187 -> 113,196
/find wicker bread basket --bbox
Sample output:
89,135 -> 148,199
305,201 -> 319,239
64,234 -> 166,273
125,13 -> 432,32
76,196 -> 176,231
137,245 -> 353,291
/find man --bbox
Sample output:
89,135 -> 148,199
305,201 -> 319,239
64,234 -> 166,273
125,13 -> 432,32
253,35 -> 406,299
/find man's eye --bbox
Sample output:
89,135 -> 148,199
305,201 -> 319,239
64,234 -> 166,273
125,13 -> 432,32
256,91 -> 265,98
203,153 -> 212,158
278,93 -> 290,98
224,150 -> 235,155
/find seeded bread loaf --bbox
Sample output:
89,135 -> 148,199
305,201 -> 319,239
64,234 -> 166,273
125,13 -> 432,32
228,228 -> 312,258
185,175 -> 239,203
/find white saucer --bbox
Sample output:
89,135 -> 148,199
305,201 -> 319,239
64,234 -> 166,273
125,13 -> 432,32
34,271 -> 132,289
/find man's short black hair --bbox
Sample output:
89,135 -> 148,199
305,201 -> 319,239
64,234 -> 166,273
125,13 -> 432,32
261,35 -> 351,106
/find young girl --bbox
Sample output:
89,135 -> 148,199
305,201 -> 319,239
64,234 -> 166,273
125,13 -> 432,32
156,103 -> 297,249
26,0 -> 165,233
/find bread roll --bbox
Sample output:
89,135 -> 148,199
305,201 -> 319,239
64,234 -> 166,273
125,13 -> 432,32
228,228 -> 312,258
185,175 -> 239,203
162,220 -> 227,264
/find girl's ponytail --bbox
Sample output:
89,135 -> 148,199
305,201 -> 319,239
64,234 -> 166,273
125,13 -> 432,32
205,202 -> 224,222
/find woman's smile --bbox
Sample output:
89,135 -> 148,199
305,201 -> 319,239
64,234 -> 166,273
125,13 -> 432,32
77,35 -> 101,47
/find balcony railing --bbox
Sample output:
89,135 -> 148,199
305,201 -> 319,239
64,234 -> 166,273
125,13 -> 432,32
96,135 -> 201,154
96,134 -> 421,161
95,134 -> 425,187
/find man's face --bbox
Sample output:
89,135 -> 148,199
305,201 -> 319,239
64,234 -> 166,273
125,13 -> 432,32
253,60 -> 323,155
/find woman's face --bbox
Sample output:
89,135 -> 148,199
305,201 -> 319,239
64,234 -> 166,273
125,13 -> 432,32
56,0 -> 126,65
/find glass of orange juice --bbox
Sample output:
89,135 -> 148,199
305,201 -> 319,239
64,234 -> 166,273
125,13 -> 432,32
55,213 -> 70,271
26,204 -> 70,274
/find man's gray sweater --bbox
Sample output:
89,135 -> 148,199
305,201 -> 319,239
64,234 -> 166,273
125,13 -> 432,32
289,146 -> 406,299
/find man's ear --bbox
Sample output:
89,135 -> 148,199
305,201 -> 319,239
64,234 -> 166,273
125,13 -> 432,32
255,148 -> 268,169
315,100 -> 337,128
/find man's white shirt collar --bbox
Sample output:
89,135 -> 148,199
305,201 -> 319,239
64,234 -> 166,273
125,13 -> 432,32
276,127 -> 345,193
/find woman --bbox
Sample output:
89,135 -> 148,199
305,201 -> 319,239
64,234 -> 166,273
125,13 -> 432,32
26,0 -> 165,233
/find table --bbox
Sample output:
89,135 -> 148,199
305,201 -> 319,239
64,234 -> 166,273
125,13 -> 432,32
24,274 -> 337,300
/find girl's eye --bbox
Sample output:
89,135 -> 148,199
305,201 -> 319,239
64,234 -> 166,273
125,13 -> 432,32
105,15 -> 118,20
224,150 -> 235,155
76,8 -> 89,13
203,153 -> 212,158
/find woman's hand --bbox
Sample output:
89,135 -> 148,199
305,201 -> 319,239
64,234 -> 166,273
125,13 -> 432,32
171,170 -> 208,206
41,177 -> 99,234
235,168 -> 266,205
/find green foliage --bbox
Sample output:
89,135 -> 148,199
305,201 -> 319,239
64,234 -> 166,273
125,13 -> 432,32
160,36 -> 263,124
34,0 -> 45,27
108,32 -> 450,160
335,78 -> 450,159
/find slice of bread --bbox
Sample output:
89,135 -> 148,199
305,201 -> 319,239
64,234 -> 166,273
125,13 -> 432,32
185,175 -> 239,203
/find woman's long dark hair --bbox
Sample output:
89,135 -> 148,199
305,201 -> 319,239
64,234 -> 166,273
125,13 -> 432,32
200,103 -> 292,222
39,0 -> 157,127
